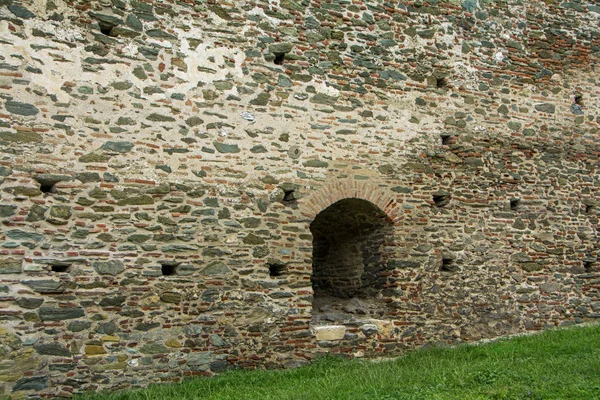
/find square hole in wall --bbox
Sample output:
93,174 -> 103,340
440,258 -> 458,272
40,182 -> 56,193
584,260 -> 595,272
432,193 -> 450,208
510,198 -> 521,211
436,76 -> 449,89
273,52 -> 286,65
279,184 -> 299,208
161,262 -> 179,276
35,177 -> 58,194
441,134 -> 452,145
98,22 -> 117,37
51,264 -> 71,273
268,262 -> 286,277
283,189 -> 296,202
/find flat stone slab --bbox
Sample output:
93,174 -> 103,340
312,325 -> 346,341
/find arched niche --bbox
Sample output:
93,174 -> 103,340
309,198 -> 394,319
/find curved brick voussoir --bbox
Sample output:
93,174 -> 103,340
300,179 -> 401,223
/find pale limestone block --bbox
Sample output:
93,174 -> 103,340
313,325 -> 346,341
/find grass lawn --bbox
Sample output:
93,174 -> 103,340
77,324 -> 600,400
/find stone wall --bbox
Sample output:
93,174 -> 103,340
0,0 -> 599,397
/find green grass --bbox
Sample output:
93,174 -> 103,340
77,324 -> 600,400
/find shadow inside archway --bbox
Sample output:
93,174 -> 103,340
310,198 -> 394,323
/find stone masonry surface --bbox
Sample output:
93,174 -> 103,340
0,0 -> 599,397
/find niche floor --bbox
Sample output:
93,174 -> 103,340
311,293 -> 386,325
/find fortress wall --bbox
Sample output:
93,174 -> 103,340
0,0 -> 599,397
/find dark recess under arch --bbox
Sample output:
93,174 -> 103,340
310,198 -> 394,304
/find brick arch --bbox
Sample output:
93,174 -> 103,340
299,179 -> 402,223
